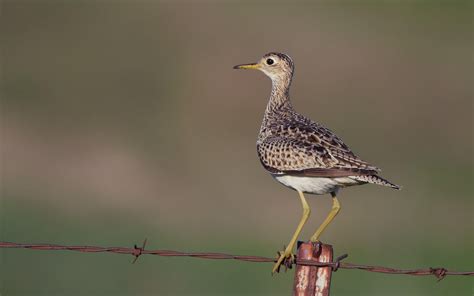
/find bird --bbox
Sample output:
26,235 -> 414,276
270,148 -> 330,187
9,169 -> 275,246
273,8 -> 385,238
233,52 -> 400,274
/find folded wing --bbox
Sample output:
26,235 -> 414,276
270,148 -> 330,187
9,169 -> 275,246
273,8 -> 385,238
257,135 -> 380,177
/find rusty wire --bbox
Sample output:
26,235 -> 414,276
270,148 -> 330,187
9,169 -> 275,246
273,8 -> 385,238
1,240 -> 472,281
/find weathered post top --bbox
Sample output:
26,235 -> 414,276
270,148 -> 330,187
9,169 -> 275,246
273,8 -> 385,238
293,241 -> 334,296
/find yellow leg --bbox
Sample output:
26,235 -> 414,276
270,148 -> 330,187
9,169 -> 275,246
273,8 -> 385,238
272,190 -> 311,274
310,194 -> 341,242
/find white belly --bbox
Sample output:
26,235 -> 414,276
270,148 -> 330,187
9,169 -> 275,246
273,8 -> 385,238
273,175 -> 360,195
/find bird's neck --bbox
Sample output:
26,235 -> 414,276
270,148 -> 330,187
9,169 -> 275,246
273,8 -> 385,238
264,74 -> 294,118
258,74 -> 294,141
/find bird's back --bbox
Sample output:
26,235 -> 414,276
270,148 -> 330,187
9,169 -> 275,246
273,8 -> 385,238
257,108 -> 400,191
258,107 -> 378,172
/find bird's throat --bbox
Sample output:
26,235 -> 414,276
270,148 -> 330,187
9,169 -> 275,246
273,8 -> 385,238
267,75 -> 293,113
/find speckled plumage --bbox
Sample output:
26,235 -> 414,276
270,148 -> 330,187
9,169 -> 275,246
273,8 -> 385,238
234,53 -> 400,272
251,52 -> 400,194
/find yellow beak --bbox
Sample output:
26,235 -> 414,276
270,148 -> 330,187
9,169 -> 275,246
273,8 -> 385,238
233,63 -> 260,70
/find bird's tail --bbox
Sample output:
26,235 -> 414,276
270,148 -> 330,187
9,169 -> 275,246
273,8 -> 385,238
351,175 -> 401,190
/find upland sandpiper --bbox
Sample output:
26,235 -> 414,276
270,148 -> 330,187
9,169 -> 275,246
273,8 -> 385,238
234,52 -> 400,273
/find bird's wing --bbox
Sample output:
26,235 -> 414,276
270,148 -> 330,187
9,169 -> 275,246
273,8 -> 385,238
257,135 -> 379,177
310,124 -> 381,172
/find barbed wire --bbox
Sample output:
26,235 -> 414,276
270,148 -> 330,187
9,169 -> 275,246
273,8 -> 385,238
1,240 -> 472,281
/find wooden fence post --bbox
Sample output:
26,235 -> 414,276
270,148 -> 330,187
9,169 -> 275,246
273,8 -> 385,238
293,241 -> 334,296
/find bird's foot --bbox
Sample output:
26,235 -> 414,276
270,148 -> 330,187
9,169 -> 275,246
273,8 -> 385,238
272,247 -> 295,274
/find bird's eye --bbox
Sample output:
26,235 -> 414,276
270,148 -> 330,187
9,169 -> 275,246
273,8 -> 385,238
266,58 -> 274,65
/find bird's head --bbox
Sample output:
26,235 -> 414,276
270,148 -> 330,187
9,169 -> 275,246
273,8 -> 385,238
233,52 -> 294,82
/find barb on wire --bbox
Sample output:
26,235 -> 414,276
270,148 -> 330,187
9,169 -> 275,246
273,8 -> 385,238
132,238 -> 147,264
1,240 -> 472,281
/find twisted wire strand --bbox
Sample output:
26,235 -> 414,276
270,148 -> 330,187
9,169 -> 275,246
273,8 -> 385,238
1,240 -> 472,281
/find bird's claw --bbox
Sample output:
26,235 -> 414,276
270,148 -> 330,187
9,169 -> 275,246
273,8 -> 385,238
272,247 -> 295,274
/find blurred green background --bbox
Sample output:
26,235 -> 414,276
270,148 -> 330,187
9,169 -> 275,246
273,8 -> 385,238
1,1 -> 473,295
